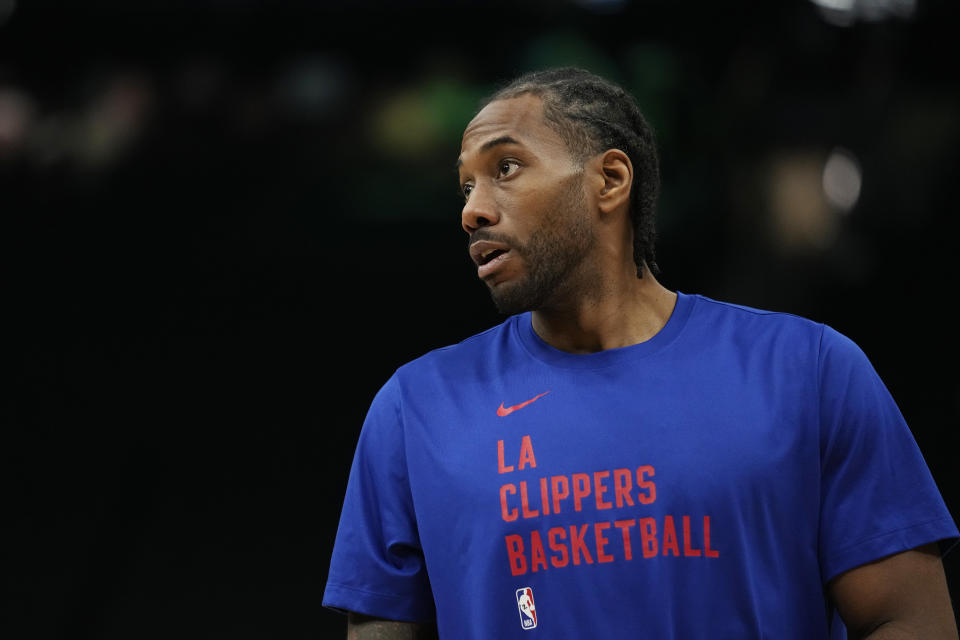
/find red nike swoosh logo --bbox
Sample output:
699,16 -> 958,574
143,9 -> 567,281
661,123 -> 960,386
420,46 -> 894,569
497,391 -> 550,417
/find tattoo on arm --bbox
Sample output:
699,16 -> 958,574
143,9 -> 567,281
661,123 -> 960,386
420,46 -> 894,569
346,612 -> 439,640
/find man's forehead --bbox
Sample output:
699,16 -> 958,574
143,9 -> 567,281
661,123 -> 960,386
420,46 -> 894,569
459,94 -> 556,156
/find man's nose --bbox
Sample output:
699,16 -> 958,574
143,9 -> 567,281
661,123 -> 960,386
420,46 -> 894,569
461,183 -> 500,234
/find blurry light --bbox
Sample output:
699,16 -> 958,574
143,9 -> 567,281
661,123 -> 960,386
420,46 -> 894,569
864,0 -> 915,20
822,147 -> 862,213
809,0 -> 915,26
811,0 -> 855,10
421,77 -> 485,141
77,73 -> 153,168
768,152 -> 838,252
370,90 -> 440,158
276,56 -> 349,119
369,75 -> 484,159
0,87 -> 34,156
0,0 -> 16,27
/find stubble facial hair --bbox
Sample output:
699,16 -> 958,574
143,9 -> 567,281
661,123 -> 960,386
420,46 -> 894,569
486,173 -> 596,316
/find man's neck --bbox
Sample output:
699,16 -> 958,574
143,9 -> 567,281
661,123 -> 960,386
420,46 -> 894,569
529,271 -> 677,354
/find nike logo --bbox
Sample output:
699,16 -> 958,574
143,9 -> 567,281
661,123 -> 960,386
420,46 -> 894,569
497,391 -> 550,417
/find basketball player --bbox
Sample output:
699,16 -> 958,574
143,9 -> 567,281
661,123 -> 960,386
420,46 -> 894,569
324,68 -> 959,639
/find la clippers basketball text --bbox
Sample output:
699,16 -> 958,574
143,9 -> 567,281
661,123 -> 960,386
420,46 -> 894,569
498,435 -> 720,577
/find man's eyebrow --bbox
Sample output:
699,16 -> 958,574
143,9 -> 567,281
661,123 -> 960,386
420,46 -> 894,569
455,135 -> 522,169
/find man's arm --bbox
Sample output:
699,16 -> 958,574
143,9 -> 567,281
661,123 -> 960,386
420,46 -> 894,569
346,612 -> 438,640
827,542 -> 958,639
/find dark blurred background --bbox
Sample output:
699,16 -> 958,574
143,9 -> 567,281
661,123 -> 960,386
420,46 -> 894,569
4,0 -> 958,637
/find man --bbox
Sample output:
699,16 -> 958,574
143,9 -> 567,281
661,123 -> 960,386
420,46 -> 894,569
323,68 -> 959,639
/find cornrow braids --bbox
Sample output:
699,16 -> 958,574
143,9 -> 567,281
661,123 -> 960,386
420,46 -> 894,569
483,67 -> 661,278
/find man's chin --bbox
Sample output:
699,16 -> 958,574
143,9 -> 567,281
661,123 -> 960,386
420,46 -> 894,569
488,280 -> 540,316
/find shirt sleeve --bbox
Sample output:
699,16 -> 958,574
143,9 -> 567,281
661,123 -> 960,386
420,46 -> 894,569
322,373 -> 436,622
817,325 -> 959,584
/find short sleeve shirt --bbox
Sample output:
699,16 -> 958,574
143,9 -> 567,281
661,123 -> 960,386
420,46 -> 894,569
323,293 -> 958,638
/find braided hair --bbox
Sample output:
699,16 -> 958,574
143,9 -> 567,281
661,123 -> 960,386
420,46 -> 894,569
483,67 -> 661,278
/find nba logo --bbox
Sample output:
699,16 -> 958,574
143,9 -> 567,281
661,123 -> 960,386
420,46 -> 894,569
515,587 -> 537,630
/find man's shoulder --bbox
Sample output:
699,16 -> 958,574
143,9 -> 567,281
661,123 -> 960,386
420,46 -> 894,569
690,292 -> 814,321
396,314 -> 520,377
685,293 -> 881,375
688,292 -> 826,337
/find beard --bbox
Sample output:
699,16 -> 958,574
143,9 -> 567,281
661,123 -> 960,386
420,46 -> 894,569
480,175 -> 596,316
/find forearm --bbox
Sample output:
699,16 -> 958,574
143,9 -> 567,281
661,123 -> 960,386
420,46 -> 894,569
860,619 -> 959,640
346,612 -> 439,640
861,621 -> 917,639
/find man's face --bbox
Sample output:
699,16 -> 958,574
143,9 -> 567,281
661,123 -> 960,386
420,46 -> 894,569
457,94 -> 596,315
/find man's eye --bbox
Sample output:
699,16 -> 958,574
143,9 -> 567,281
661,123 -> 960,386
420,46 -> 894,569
462,184 -> 473,199
498,160 -> 519,177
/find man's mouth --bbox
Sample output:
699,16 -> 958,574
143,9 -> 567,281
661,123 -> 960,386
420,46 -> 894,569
470,239 -> 510,265
479,248 -> 508,265
478,250 -> 511,279
469,239 -> 513,279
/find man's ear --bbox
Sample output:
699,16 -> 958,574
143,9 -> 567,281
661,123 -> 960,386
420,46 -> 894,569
596,149 -> 633,215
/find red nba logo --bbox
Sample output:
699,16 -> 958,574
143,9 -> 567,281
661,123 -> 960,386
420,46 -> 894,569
515,587 -> 537,630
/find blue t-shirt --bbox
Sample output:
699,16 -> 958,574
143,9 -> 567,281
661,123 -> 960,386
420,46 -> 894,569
323,292 -> 958,638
